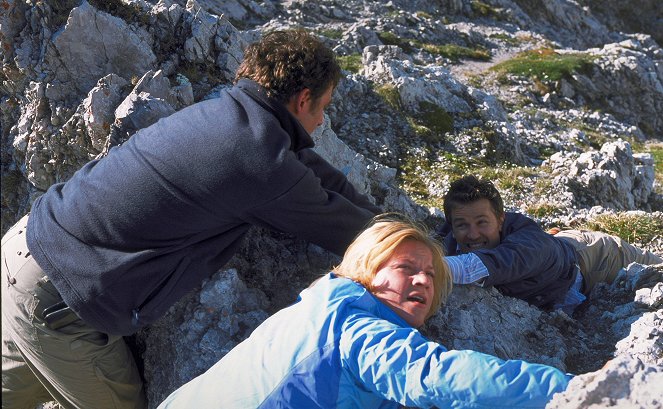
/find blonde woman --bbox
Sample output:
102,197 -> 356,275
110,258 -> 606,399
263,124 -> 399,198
159,214 -> 570,408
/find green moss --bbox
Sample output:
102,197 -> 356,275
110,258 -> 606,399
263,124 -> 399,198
647,144 -> 663,192
579,213 -> 663,245
538,145 -> 558,159
374,84 -> 402,110
471,0 -> 500,18
467,74 -> 484,88
478,166 -> 535,191
377,31 -> 414,53
421,43 -> 491,62
490,48 -> 595,82
399,150 -> 435,205
318,28 -> 343,39
411,101 -> 454,142
526,203 -> 563,219
488,33 -> 521,46
377,32 -> 490,62
337,54 -> 363,73
415,11 -> 433,19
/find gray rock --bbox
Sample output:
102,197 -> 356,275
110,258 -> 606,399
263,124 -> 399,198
569,35 -> 663,138
424,285 -> 569,370
82,74 -> 130,152
46,1 -> 156,98
547,140 -> 656,210
547,355 -> 663,409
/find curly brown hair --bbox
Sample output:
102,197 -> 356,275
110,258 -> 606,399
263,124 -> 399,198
235,29 -> 341,104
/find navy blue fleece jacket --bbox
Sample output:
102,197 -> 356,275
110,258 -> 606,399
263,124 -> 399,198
437,212 -> 577,309
26,79 -> 380,335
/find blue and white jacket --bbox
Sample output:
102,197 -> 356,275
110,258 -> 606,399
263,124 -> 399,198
158,273 -> 570,408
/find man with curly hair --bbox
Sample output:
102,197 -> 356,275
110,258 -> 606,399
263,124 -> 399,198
2,29 -> 380,409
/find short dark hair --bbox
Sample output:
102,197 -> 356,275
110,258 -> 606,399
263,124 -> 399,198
235,29 -> 342,104
443,175 -> 504,222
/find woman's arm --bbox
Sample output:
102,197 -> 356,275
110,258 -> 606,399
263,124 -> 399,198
340,313 -> 571,408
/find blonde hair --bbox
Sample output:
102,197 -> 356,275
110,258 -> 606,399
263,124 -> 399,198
332,213 -> 452,320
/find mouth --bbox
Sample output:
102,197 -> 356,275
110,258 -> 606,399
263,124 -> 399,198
407,295 -> 427,305
464,242 -> 486,250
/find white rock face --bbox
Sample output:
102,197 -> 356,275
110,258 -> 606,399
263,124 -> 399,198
547,140 -> 655,210
82,74 -> 130,152
47,1 -> 157,97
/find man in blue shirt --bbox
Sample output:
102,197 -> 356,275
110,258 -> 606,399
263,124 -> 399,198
437,175 -> 662,313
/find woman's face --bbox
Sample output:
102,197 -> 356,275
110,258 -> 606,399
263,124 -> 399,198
370,240 -> 435,327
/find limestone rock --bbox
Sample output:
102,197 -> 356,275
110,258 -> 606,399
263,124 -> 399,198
570,35 -> 663,138
547,355 -> 662,409
547,140 -> 656,210
46,1 -> 156,99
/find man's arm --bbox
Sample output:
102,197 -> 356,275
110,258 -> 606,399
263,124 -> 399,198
340,313 -> 571,408
243,165 -> 379,256
445,253 -> 489,285
296,148 -> 382,214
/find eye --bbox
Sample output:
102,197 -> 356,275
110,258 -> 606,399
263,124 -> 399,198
425,271 -> 435,278
396,264 -> 412,272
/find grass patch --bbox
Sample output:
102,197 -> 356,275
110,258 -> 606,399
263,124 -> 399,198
471,0 -> 501,18
377,32 -> 490,62
318,28 -> 343,39
490,48 -> 595,82
374,86 -> 454,143
337,54 -> 363,73
579,213 -> 663,245
527,202 -> 564,219
377,31 -> 415,54
399,150 -> 436,205
398,148 -> 540,210
420,43 -> 491,62
374,84 -> 402,110
476,166 -> 536,191
410,101 -> 454,142
488,33 -> 521,46
647,144 -> 663,191
415,11 -> 433,20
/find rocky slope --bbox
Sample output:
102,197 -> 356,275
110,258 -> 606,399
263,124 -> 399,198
2,0 -> 662,408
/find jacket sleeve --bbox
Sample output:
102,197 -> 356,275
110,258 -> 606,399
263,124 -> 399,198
296,148 -> 382,214
474,215 -> 572,287
340,314 -> 570,409
242,165 -> 379,256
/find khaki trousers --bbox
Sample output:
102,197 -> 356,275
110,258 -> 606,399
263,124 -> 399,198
555,229 -> 663,294
1,215 -> 146,409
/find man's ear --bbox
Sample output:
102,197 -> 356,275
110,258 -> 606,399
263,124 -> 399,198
497,213 -> 505,232
288,88 -> 312,114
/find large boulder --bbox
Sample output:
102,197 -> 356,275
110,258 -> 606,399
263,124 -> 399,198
547,140 -> 656,210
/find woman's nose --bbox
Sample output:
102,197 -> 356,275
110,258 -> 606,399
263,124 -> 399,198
413,271 -> 432,287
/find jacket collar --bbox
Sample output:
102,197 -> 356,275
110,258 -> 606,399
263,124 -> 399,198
235,79 -> 315,151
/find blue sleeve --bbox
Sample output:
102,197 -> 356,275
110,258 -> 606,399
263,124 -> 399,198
475,214 -> 573,286
340,314 -> 571,409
